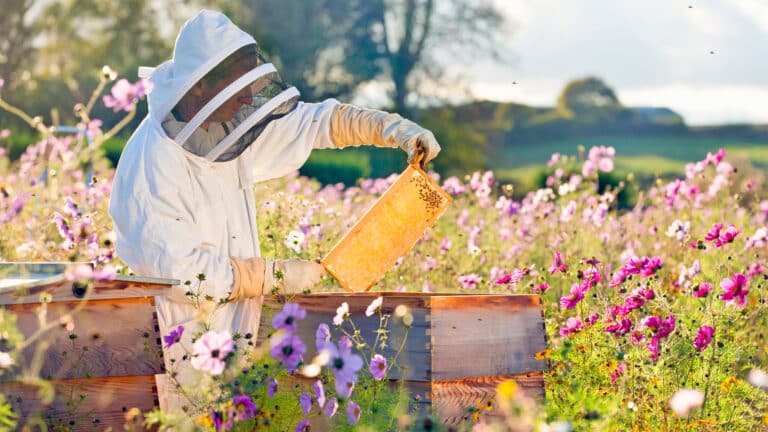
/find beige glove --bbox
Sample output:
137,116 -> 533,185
229,257 -> 325,300
330,103 -> 441,167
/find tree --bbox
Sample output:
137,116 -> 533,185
556,76 -> 622,122
370,0 -> 506,114
0,0 -> 38,92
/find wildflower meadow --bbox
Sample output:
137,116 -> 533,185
0,71 -> 767,431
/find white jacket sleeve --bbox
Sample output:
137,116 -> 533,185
242,99 -> 340,183
112,189 -> 235,304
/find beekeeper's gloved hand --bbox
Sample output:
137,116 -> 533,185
330,104 -> 441,167
228,258 -> 325,300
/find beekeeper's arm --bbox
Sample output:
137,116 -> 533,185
112,190 -> 321,303
328,104 -> 441,166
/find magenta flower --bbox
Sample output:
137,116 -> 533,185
533,283 -> 550,292
559,317 -> 584,336
715,225 -> 740,247
191,330 -> 234,375
705,223 -> 723,241
102,78 -> 150,112
300,392 -> 312,415
268,378 -> 279,397
605,318 -> 632,337
719,273 -> 749,307
229,395 -> 257,422
323,397 -> 339,418
270,332 -> 306,372
549,250 -> 568,274
644,315 -> 676,339
560,283 -> 586,310
163,325 -> 184,349
693,325 -> 715,351
370,354 -> 388,380
212,410 -> 232,432
458,273 -> 482,290
610,362 -> 625,384
692,282 -> 713,298
314,380 -> 326,408
346,400 -> 362,425
272,302 -> 307,332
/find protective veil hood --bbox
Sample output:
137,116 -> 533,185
141,10 -> 298,162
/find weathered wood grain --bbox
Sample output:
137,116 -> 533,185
2,298 -> 164,381
1,375 -> 158,431
430,295 -> 547,380
431,371 -> 545,425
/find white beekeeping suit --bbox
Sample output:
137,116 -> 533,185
109,9 -> 440,396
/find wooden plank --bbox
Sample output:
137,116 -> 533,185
430,295 -> 547,380
0,280 -> 174,305
1,375 -> 158,431
431,371 -> 544,426
2,298 -> 164,381
260,294 -> 431,381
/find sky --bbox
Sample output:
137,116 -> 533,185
462,0 -> 768,125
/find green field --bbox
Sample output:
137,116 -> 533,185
491,135 -> 768,192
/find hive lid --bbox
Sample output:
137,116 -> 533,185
322,160 -> 451,292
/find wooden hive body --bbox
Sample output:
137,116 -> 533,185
258,293 -> 547,426
0,263 -> 173,430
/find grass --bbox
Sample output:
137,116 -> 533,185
491,135 -> 768,169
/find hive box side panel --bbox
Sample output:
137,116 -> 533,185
259,295 -> 431,381
3,298 -> 165,380
430,295 -> 547,380
431,371 -> 544,426
2,375 -> 158,431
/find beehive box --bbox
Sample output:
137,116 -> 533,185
0,262 -> 174,430
258,293 -> 547,425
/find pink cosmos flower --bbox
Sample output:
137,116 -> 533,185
458,273 -> 482,290
533,283 -> 550,292
693,325 -> 714,351
347,400 -> 361,425
719,273 -> 749,307
191,330 -> 234,375
692,282 -> 713,298
549,250 -> 568,274
559,317 -> 584,336
321,338 -> 363,385
705,223 -> 723,241
610,362 -> 625,384
605,318 -> 632,337
560,283 -> 586,310
370,354 -> 388,380
102,78 -> 150,112
715,225 -> 740,247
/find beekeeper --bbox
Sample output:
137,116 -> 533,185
109,10 -> 440,365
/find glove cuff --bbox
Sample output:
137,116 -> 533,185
228,257 -> 266,300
